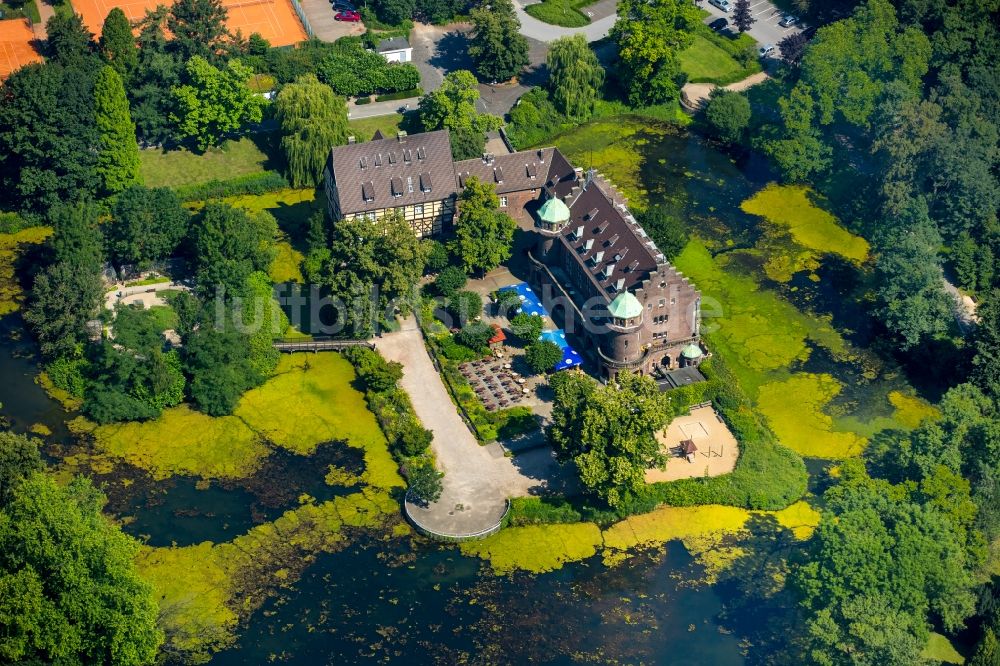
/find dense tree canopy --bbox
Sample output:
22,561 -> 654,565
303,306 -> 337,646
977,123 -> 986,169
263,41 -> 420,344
705,89 -> 751,144
548,371 -> 675,508
190,203 -> 277,298
610,0 -> 699,106
453,176 -> 517,275
0,433 -> 42,508
418,71 -> 502,159
100,8 -> 138,80
0,474 -> 163,664
107,186 -> 190,270
94,66 -> 142,195
468,0 -> 529,83
171,57 -> 265,151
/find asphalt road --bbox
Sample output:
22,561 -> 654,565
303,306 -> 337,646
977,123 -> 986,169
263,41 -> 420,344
698,0 -> 805,53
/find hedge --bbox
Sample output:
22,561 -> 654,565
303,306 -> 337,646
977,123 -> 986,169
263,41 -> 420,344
375,88 -> 423,102
173,171 -> 289,202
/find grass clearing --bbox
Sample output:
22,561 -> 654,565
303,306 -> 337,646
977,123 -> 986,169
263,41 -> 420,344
0,226 -> 51,315
741,184 -> 869,264
89,353 -> 402,487
756,374 -> 867,458
348,114 -> 403,143
921,632 -> 965,664
523,0 -> 591,27
140,138 -> 274,189
679,35 -> 745,83
270,240 -> 305,283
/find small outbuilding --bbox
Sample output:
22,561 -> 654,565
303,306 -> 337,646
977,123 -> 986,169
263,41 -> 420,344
376,37 -> 412,63
488,323 -> 506,350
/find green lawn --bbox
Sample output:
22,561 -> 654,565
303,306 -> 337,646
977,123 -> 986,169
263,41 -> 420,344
523,0 -> 591,27
348,114 -> 404,143
679,35 -> 745,84
140,137 -> 275,189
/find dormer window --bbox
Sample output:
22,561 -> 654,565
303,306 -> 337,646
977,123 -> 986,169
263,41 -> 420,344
403,149 -> 412,163
407,176 -> 414,193
362,181 -> 374,203
572,225 -> 584,240
388,152 -> 396,165
586,208 -> 599,221
419,172 -> 432,193
584,239 -> 594,251
494,166 -> 504,183
390,177 -> 404,198
374,153 -> 382,167
359,156 -> 367,170
416,146 -> 426,160
526,163 -> 537,179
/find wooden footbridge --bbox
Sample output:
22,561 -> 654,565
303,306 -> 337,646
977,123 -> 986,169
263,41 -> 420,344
272,337 -> 374,353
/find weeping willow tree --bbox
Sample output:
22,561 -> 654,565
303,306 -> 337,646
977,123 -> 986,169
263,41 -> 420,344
275,75 -> 349,188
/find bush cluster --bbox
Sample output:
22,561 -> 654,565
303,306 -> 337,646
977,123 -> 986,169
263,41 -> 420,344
173,171 -> 289,202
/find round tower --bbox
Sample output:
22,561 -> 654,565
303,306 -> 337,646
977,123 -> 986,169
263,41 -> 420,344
603,292 -> 644,366
535,196 -> 570,260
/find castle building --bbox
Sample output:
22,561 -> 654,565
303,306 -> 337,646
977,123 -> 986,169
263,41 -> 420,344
325,129 -> 703,380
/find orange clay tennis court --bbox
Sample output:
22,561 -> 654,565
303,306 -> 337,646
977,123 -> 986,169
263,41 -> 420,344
72,0 -> 308,47
0,19 -> 43,80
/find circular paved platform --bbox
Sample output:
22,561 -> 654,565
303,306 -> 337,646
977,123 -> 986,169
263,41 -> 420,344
404,486 -> 509,541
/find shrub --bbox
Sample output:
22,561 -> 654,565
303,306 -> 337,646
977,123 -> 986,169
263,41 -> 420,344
455,322 -> 493,351
424,239 -> 450,272
508,496 -> 584,526
344,346 -> 403,392
509,311 -> 544,342
449,290 -> 483,326
406,458 -> 443,503
705,89 -> 751,144
44,356 -> 88,398
355,96 -> 372,105
438,334 -> 484,362
375,88 -> 423,102
397,418 -> 433,456
433,266 -> 468,297
494,288 -> 522,316
525,340 -> 562,374
172,171 -> 289,202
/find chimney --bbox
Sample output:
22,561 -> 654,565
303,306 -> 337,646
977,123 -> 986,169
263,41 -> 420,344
396,131 -> 407,142
583,167 -> 596,190
347,135 -> 356,144
537,149 -> 545,163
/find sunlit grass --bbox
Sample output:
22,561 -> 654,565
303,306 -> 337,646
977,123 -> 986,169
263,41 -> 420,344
140,138 -> 273,189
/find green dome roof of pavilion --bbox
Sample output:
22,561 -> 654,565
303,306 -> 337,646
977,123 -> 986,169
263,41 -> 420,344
608,292 -> 643,319
681,343 -> 704,359
538,197 -> 570,224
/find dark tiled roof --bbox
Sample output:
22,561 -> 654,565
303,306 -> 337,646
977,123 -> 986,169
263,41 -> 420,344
329,130 -> 457,216
454,148 -> 570,195
377,36 -> 410,52
557,178 -> 659,299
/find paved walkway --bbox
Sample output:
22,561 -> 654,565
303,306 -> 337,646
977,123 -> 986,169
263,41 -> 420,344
104,281 -> 191,311
681,71 -> 772,111
376,317 -> 573,537
348,97 -> 418,120
514,0 -> 616,42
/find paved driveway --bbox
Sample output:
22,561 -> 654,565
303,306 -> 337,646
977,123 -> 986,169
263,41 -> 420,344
699,0 -> 804,54
298,0 -> 365,41
376,317 -> 574,535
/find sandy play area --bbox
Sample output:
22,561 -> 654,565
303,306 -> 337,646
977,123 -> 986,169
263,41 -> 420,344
645,405 -> 739,483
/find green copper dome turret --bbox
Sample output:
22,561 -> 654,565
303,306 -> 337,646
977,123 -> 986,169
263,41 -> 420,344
681,343 -> 703,359
538,197 -> 570,225
608,292 -> 643,319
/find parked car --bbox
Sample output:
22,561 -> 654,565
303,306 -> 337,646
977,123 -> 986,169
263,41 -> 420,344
778,14 -> 798,27
758,43 -> 775,57
708,0 -> 731,11
334,9 -> 361,20
331,0 -> 355,9
708,17 -> 729,31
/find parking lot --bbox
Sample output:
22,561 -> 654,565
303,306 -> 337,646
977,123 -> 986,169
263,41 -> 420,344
700,0 -> 804,55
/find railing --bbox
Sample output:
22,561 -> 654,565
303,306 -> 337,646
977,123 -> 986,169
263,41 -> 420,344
287,0 -> 314,39
272,337 -> 374,352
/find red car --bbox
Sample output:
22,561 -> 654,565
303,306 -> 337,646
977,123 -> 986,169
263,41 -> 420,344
334,9 -> 361,20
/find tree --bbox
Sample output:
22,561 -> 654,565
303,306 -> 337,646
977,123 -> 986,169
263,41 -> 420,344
417,71 -> 502,153
182,317 -> 263,416
778,32 -> 809,65
732,0 -> 756,32
407,459 -> 443,504
468,0 -> 529,83
546,35 -> 604,119
190,203 -> 277,298
100,8 -> 138,80
43,13 -> 95,68
972,292 -> 1000,401
275,75 -> 349,187
397,419 -> 433,457
84,343 -> 186,423
549,371 -> 674,507
510,311 -> 544,342
0,474 -> 163,664
0,433 -> 42,507
872,198 -> 951,349
525,340 -> 562,374
94,66 -> 142,195
433,265 -> 468,297
167,0 -> 230,60
610,0 -> 699,106
636,206 -> 688,259
372,0 -> 415,25
705,89 -> 751,143
455,321 -> 493,350
424,239 -> 450,272
107,186 -> 190,270
345,346 -> 403,393
0,64 -> 101,212
454,176 -> 517,276
449,290 -> 484,326
171,57 -> 265,151
971,628 -> 1000,666
324,213 -> 429,337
